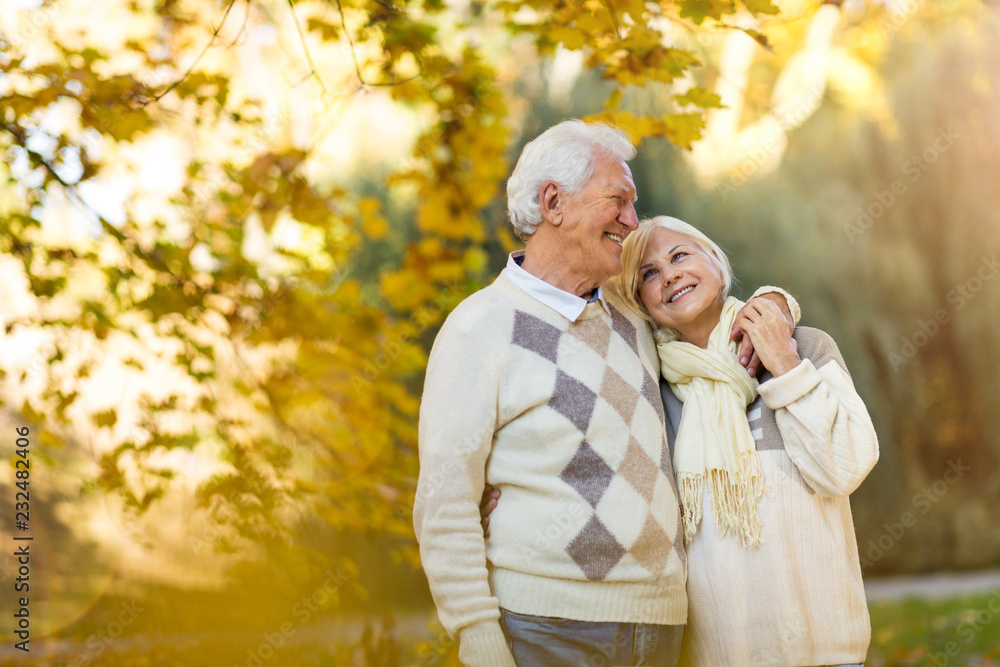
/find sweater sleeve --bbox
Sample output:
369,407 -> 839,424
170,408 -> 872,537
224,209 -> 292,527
750,285 -> 802,325
756,329 -> 879,497
412,312 -> 517,667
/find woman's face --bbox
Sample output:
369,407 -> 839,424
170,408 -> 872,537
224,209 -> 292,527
637,227 -> 725,342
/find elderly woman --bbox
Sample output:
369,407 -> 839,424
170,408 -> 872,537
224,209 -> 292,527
607,215 -> 879,666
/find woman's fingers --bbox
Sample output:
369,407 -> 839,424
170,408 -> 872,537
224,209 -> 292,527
737,332 -> 756,370
480,486 -> 501,534
480,485 -> 500,518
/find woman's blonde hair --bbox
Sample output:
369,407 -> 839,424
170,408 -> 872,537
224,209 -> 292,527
608,215 -> 734,333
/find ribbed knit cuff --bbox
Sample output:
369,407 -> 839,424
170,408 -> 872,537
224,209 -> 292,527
751,285 -> 802,325
457,621 -> 516,667
758,358 -> 821,409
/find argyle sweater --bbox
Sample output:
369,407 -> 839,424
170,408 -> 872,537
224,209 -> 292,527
663,327 -> 879,667
414,270 -> 688,667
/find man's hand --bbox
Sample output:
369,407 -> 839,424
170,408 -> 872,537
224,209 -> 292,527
480,484 -> 500,533
731,292 -> 795,376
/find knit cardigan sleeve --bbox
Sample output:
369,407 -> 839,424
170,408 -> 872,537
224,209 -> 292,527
756,327 -> 879,497
412,305 -> 517,667
750,285 -> 802,325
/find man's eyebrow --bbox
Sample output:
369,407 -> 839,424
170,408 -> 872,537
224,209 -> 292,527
611,183 -> 636,200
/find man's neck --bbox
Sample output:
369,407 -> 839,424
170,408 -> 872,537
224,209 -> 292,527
520,246 -> 600,299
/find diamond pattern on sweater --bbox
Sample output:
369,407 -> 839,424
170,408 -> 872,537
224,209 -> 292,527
560,441 -> 615,508
640,371 -> 665,422
609,304 -> 639,355
630,513 -> 671,575
566,516 -> 626,581
618,438 -> 658,501
568,318 -> 612,357
549,370 -> 598,434
600,367 -> 638,423
511,310 -> 562,363
659,440 -> 672,478
505,302 -> 680,582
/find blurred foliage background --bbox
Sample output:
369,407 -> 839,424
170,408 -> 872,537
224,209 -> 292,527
1,0 -> 999,664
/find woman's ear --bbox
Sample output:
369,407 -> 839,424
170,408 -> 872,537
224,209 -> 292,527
539,181 -> 563,226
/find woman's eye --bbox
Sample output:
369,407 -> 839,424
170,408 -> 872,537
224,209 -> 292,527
642,269 -> 656,282
671,252 -> 688,262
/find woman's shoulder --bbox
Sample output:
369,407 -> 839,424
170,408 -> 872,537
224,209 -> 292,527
792,326 -> 848,374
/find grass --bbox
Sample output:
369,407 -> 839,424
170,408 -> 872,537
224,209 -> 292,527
866,591 -> 1000,666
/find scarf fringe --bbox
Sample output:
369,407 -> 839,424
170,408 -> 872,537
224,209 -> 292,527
678,449 -> 765,548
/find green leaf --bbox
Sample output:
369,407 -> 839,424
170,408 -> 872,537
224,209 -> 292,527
679,0 -> 736,25
742,0 -> 780,16
604,88 -> 623,111
674,86 -> 724,109
662,112 -> 707,150
306,17 -> 340,40
94,409 -> 118,428
741,27 -> 774,52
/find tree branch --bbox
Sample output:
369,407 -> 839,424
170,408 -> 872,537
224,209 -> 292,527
603,0 -> 623,41
287,0 -> 331,94
144,0 -> 241,106
0,120 -> 186,285
333,0 -> 422,92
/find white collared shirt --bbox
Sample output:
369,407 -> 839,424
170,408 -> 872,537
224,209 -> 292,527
505,251 -> 612,323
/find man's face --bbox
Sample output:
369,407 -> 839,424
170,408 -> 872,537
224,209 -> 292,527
558,152 -> 639,288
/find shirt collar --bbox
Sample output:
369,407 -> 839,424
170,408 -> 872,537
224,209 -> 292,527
505,251 -> 611,322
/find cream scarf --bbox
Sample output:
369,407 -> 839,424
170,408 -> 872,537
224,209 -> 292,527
656,296 -> 764,547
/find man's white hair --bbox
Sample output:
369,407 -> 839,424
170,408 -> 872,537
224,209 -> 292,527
506,120 -> 636,240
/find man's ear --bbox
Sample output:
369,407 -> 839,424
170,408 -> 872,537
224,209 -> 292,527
539,181 -> 563,226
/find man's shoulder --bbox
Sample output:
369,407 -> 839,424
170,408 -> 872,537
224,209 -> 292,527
792,326 -> 847,372
438,271 -> 525,336
603,290 -> 655,347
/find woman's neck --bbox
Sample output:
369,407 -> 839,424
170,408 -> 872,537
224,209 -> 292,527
674,302 -> 724,349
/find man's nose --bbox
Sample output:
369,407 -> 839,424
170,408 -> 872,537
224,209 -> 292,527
620,202 -> 639,230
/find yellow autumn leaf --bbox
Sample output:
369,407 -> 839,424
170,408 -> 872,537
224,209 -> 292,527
363,215 -> 388,240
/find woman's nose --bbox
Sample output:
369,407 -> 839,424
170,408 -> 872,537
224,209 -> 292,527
662,265 -> 681,286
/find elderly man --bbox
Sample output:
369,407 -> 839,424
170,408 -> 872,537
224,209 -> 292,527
413,120 -> 796,667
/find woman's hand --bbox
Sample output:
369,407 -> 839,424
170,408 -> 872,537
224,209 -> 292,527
731,293 -> 795,375
480,484 -> 500,534
738,299 -> 801,377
